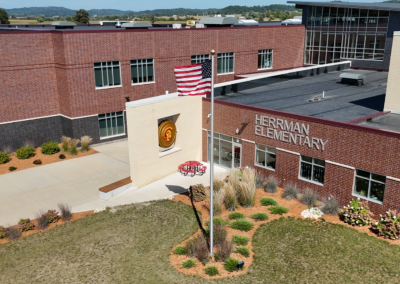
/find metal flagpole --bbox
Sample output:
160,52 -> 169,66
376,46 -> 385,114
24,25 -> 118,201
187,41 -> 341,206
209,49 -> 215,256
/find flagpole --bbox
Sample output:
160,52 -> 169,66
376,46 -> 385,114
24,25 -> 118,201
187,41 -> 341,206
209,49 -> 215,256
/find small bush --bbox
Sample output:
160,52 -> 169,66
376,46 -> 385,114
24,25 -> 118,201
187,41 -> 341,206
205,217 -> 227,226
215,240 -> 233,262
189,184 -> 207,202
15,146 -> 35,160
230,219 -> 254,232
205,266 -> 219,276
182,259 -> 196,269
269,205 -> 290,215
321,196 -> 340,215
58,203 -> 72,221
236,247 -> 250,257
18,218 -> 35,232
7,227 -> 21,240
35,211 -> 48,230
0,226 -> 8,239
2,146 -> 13,156
224,183 -> 238,211
45,210 -> 60,223
264,175 -> 279,193
281,183 -> 298,200
59,154 -> 66,159
372,210 -> 400,240
41,141 -> 60,155
224,258 -> 241,272
8,166 -> 17,172
340,198 -> 372,226
0,152 -> 11,164
300,188 -> 318,207
186,235 -> 210,264
251,212 -> 269,221
33,159 -> 42,165
232,234 -> 249,246
80,135 -> 93,152
173,246 -> 187,255
260,197 -> 278,206
228,212 -> 245,220
67,139 -> 80,155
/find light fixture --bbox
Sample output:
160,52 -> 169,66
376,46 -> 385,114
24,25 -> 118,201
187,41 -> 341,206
207,114 -> 211,118
235,128 -> 239,134
125,96 -> 130,102
237,261 -> 244,270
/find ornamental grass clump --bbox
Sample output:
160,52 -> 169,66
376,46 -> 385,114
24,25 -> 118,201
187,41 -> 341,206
230,218 -> 254,232
269,205 -> 290,215
371,210 -> 400,240
237,168 -> 256,208
58,203 -> 72,221
251,212 -> 269,221
0,226 -> 8,239
41,141 -> 60,155
255,171 -> 265,189
231,234 -> 249,246
205,266 -> 220,276
224,258 -> 241,272
300,188 -> 319,207
213,178 -> 225,192
2,146 -> 13,156
264,175 -> 279,193
6,226 -> 21,240
61,136 -> 70,152
67,139 -> 80,155
189,184 -> 207,202
229,212 -> 244,220
173,246 -> 187,255
80,135 -> 92,152
18,218 -> 35,232
215,240 -> 233,262
185,234 -> 210,264
321,196 -> 340,215
212,187 -> 225,216
0,151 -> 11,164
15,146 -> 35,160
260,197 -> 278,206
35,211 -> 48,230
281,183 -> 298,200
340,198 -> 372,226
236,247 -> 250,257
182,259 -> 196,269
224,183 -> 238,211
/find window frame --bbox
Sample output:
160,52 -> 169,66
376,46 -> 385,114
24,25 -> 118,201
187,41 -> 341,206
217,52 -> 235,75
353,169 -> 386,204
98,111 -> 126,139
254,143 -> 276,171
298,155 -> 325,186
94,61 -> 122,89
130,58 -> 155,85
258,49 -> 273,70
191,54 -> 210,64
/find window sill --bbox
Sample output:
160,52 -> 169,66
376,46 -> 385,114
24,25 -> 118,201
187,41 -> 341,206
254,163 -> 275,171
95,85 -> 123,90
99,133 -> 126,140
217,72 -> 234,76
352,193 -> 383,205
131,81 -> 155,86
159,147 -> 181,158
298,177 -> 324,187
258,67 -> 272,71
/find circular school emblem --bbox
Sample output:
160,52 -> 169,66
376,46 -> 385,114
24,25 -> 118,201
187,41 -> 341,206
158,120 -> 177,148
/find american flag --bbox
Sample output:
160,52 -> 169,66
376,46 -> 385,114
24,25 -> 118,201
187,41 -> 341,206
174,60 -> 212,96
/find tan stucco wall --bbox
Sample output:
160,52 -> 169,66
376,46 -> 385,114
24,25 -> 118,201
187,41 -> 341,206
385,33 -> 400,112
126,95 -> 203,188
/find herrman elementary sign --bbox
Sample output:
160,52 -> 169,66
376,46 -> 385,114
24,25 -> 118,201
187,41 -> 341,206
255,115 -> 328,151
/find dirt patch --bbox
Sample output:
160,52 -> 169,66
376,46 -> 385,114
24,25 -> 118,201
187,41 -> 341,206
0,146 -> 97,175
170,187 -> 400,279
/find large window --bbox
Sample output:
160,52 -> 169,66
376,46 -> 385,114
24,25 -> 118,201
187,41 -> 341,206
304,7 -> 389,64
207,132 -> 241,168
300,155 -> 325,184
255,143 -> 276,170
94,61 -> 121,88
191,54 -> 210,64
217,52 -> 234,74
258,49 -> 273,69
130,59 -> 154,84
98,111 -> 125,138
354,170 -> 386,203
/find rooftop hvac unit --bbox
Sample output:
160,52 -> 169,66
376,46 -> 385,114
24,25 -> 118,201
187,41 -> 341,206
172,24 -> 182,29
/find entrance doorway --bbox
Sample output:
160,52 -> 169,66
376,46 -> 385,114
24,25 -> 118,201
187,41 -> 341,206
208,132 -> 242,169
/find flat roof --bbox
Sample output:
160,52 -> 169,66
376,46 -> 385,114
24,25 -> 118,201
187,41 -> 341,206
357,113 -> 400,133
288,1 -> 400,11
215,69 -> 388,123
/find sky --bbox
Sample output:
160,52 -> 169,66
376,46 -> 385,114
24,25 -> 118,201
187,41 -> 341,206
0,0 -> 381,11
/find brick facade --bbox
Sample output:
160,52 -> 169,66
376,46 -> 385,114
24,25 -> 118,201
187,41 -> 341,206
202,98 -> 400,215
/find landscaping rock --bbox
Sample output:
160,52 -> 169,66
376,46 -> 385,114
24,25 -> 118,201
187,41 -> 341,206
300,207 -> 323,219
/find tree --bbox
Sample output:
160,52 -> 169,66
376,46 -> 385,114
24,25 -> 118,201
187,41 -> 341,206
258,13 -> 264,22
0,8 -> 10,24
168,17 -> 174,21
37,14 -> 46,23
74,9 -> 89,24
149,14 -> 157,24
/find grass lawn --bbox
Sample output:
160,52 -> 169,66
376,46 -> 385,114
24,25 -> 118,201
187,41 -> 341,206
1,200 -> 400,283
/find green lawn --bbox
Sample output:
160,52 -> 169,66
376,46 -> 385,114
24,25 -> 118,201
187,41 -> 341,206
1,200 -> 400,283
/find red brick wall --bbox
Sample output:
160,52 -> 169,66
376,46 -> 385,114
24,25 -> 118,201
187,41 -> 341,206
0,26 -> 305,122
202,99 -> 400,215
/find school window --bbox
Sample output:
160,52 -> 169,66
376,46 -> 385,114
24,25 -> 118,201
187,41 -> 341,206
354,170 -> 386,203
94,61 -> 121,88
258,49 -> 273,69
98,111 -> 125,138
217,52 -> 234,74
131,59 -> 154,84
255,143 -> 276,170
191,54 -> 210,64
300,155 -> 325,184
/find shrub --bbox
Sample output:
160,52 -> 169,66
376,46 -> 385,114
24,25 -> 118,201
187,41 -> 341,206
18,218 -> 35,232
41,141 -> 60,155
61,136 -> 70,152
7,227 -> 21,240
59,154 -> 66,159
0,226 -> 8,239
0,152 -> 11,164
205,217 -> 227,226
230,219 -> 254,232
224,183 -> 238,211
212,187 -> 225,216
264,175 -> 279,193
340,198 -> 372,226
260,197 -> 278,206
371,210 -> 400,240
236,247 -> 250,257
215,240 -> 233,262
251,212 -> 269,221
281,183 -> 298,200
67,139 -> 80,155
300,188 -> 318,207
213,179 -> 225,192
186,235 -> 210,263
15,146 -> 35,160
173,246 -> 187,255
231,234 -> 249,246
269,205 -> 290,215
80,135 -> 93,152
224,258 -> 241,272
45,210 -> 60,223
321,196 -> 340,215
182,259 -> 196,269
35,211 -> 48,230
33,159 -> 42,165
205,266 -> 219,276
2,146 -> 13,156
189,184 -> 206,202
229,212 -> 245,220
8,166 -> 17,171
58,203 -> 72,221
255,171 -> 265,189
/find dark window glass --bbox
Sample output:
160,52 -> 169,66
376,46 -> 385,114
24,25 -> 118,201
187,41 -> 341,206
94,61 -> 121,88
354,170 -> 386,203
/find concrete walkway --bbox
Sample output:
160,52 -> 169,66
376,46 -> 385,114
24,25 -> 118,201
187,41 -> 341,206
0,139 -> 226,226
